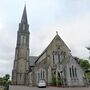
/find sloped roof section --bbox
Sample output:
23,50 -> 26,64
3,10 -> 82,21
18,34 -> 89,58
29,56 -> 38,66
53,34 -> 71,51
35,33 -> 71,63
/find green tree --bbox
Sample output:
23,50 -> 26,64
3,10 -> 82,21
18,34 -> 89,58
79,59 -> 90,82
0,77 -> 3,85
79,59 -> 90,71
0,74 -> 10,86
4,74 -> 10,81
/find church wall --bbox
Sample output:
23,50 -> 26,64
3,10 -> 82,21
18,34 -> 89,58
12,4 -> 86,87
73,58 -> 85,86
34,65 -> 47,85
13,60 -> 17,71
17,59 -> 26,73
35,36 -> 72,85
47,66 -> 52,84
12,70 -> 17,84
65,57 -> 85,86
75,62 -> 85,85
34,57 -> 48,85
32,34 -> 85,87
28,72 -> 33,86
65,63 -> 73,86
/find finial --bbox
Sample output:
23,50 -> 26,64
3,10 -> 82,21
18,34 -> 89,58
24,0 -> 26,7
56,31 -> 58,35
23,0 -> 26,11
24,0 -> 27,9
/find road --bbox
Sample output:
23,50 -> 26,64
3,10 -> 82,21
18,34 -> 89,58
9,86 -> 90,90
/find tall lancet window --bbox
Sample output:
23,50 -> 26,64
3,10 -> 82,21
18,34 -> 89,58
75,67 -> 77,78
72,66 -> 74,78
58,53 -> 60,63
21,35 -> 26,45
69,67 -> 72,78
53,51 -> 59,64
54,54 -> 58,64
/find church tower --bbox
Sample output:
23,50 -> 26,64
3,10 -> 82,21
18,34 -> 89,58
12,5 -> 30,85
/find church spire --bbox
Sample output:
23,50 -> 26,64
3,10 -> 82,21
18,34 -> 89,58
21,4 -> 28,23
12,3 -> 30,85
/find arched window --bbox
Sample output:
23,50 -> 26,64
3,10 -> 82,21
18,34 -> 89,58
43,70 -> 44,79
58,72 -> 60,78
69,67 -> 72,78
53,54 -> 55,64
75,67 -> 77,78
54,54 -> 58,64
41,70 -> 42,79
70,66 -> 77,79
58,53 -> 60,63
72,66 -> 74,78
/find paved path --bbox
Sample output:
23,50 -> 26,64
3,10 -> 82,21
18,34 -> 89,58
9,86 -> 90,90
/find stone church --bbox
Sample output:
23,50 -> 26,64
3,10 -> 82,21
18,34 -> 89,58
12,6 -> 86,86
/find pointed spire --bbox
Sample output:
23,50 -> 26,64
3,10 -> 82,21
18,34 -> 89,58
21,4 -> 28,23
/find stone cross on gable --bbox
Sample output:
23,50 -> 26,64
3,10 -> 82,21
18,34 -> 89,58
56,31 -> 58,35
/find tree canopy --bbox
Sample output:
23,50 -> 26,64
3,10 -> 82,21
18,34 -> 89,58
0,74 -> 10,86
79,59 -> 90,71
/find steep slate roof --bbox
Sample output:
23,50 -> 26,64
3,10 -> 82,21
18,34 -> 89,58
29,56 -> 38,66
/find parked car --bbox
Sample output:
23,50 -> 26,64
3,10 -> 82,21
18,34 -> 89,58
37,80 -> 46,88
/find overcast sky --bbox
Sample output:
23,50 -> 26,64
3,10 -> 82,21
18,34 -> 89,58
0,0 -> 90,77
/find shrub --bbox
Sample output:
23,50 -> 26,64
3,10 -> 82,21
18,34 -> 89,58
52,75 -> 56,86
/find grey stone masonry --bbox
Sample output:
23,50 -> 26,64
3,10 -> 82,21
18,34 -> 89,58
12,5 -> 30,85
